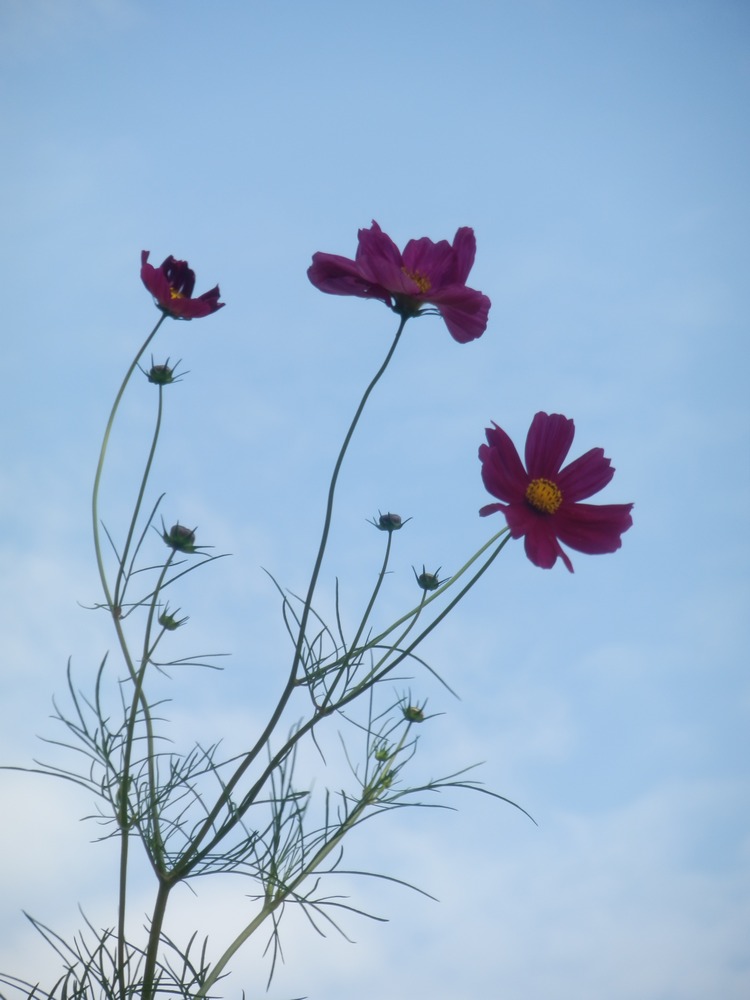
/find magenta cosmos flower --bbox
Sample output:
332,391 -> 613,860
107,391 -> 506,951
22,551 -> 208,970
141,251 -> 225,320
307,221 -> 490,343
479,412 -> 633,572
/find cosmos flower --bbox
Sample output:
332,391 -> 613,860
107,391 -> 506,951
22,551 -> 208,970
479,411 -> 633,572
307,221 -> 490,343
141,251 -> 224,320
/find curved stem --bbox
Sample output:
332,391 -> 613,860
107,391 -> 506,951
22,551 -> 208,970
341,530 -> 513,706
319,528 -> 395,709
141,879 -> 172,1000
90,312 -> 166,993
114,380 -> 166,612
173,318 -> 408,874
92,314 -> 166,615
290,316 -> 408,682
195,729 -> 409,999
319,526 -> 510,682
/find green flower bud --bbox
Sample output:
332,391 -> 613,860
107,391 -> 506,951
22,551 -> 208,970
148,364 -> 176,385
369,510 -> 412,532
158,607 -> 188,630
413,565 -> 443,591
140,355 -> 184,385
402,704 -> 426,724
163,523 -> 197,553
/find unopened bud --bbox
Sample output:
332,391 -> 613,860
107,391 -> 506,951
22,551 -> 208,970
369,510 -> 411,532
413,565 -> 443,591
158,607 -> 188,630
148,364 -> 176,385
163,523 -> 197,553
402,704 -> 426,724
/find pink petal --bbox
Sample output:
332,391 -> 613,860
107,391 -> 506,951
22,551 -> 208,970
506,510 -> 573,572
479,501 -> 507,518
479,424 -> 529,502
167,287 -> 224,319
402,236 -> 455,287
140,251 -> 171,303
558,447 -> 615,502
433,286 -> 491,342
355,221 -> 410,291
450,227 -> 477,284
307,252 -> 391,302
525,412 -> 575,478
554,502 -> 634,555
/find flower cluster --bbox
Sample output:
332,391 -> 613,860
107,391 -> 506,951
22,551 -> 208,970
306,223 -> 633,573
139,233 -> 632,574
9,230 -> 633,1000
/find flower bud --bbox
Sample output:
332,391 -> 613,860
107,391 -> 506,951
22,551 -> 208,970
148,364 -> 176,385
413,565 -> 443,591
139,355 -> 184,385
402,704 -> 426,724
378,512 -> 402,530
158,607 -> 188,630
163,523 -> 197,553
369,510 -> 411,532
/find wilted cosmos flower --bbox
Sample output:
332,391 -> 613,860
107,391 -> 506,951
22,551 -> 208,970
479,412 -> 633,572
307,221 -> 490,343
141,251 -> 224,320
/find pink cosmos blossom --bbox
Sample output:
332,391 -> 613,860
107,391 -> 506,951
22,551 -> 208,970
479,412 -> 633,572
307,221 -> 490,343
141,252 -> 224,320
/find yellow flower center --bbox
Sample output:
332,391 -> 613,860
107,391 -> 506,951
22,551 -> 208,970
169,287 -> 185,300
401,267 -> 431,294
525,477 -> 563,514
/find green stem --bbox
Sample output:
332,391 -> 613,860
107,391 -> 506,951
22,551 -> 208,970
195,730 -> 408,998
141,879 -> 172,1000
341,529 -> 513,706
319,528 -> 395,709
319,526 -> 510,684
114,379 -> 166,612
90,312 -> 166,993
173,318 -> 408,874
92,314 -> 166,616
289,315 -> 407,683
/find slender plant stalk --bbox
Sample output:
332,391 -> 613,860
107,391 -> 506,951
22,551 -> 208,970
197,728 -> 412,997
81,304 -> 512,999
92,314 -> 166,615
113,380 -> 166,612
172,317 -> 409,873
90,313 -> 166,995
319,526 -> 396,710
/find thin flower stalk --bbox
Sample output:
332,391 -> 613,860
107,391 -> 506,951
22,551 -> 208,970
319,525 -> 511,688
112,381 -> 167,614
92,314 -> 167,623
341,529 -> 513,704
317,526 -> 398,711
196,727 -> 414,998
171,317 -> 408,876
90,315 -> 169,992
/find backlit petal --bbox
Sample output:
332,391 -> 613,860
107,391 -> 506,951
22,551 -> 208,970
554,502 -> 634,555
433,286 -> 491,342
479,423 -> 528,502
558,447 -> 615,501
525,412 -> 575,478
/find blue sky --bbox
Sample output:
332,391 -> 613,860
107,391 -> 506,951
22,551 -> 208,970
0,1 -> 748,997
